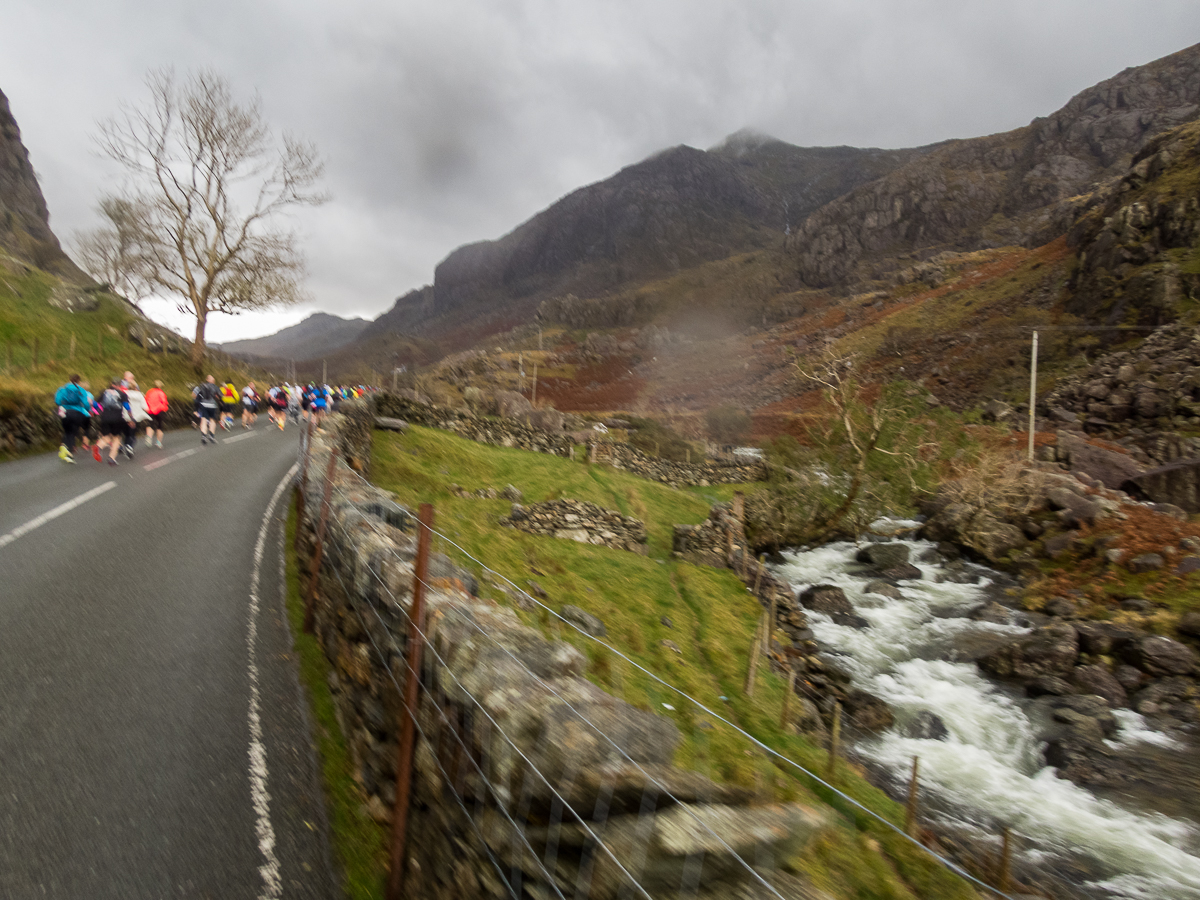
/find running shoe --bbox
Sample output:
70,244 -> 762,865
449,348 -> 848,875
107,457 -> 118,466
145,436 -> 153,447
58,444 -> 70,462
92,445 -> 102,462
155,439 -> 163,448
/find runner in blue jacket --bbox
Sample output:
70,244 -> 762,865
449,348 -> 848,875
54,374 -> 91,464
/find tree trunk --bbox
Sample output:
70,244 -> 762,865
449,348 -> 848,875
191,310 -> 207,369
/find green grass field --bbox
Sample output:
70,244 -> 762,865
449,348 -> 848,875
369,424 -> 981,899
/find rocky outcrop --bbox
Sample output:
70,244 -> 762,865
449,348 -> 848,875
1043,323 -> 1200,443
0,88 -> 82,278
501,499 -> 648,555
793,43 -> 1200,289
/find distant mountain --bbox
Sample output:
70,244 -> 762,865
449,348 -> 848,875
792,42 -> 1200,288
0,87 -> 85,279
217,312 -> 370,362
362,137 -> 936,347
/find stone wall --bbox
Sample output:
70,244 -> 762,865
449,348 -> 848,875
375,392 -> 576,457
501,499 -> 648,555
299,406 -> 827,899
373,391 -> 767,487
0,390 -> 199,457
591,440 -> 768,487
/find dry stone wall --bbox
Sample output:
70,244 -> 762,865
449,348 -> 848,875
501,499 -> 647,555
372,391 -> 767,487
299,403 -> 828,899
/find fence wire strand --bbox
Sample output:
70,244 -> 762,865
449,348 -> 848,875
306,451 -> 1019,899
322,509 -> 654,900
327,481 -> 791,900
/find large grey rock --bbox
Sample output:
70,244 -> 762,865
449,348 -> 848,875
1178,611 -> 1200,639
978,623 -> 1079,679
1127,553 -> 1165,574
855,543 -> 910,568
863,580 -> 903,600
1070,665 -> 1129,708
1123,458 -> 1200,513
1055,431 -> 1145,489
1045,487 -> 1106,528
1121,635 -> 1199,676
843,689 -> 894,732
587,802 -> 828,898
798,584 -> 855,616
560,604 -> 607,638
907,710 -> 950,741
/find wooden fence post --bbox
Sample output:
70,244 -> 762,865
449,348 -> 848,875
387,502 -> 435,900
997,827 -> 1013,892
904,757 -> 920,836
780,669 -> 797,728
302,450 -> 339,634
743,611 -> 766,697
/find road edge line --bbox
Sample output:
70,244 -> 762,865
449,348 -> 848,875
248,462 -> 299,899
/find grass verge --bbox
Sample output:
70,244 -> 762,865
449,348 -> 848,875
371,424 -> 979,899
284,496 -> 388,900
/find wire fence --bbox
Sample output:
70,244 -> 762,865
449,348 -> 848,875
293,426 -> 1024,900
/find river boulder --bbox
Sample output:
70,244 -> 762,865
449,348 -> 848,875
855,543 -> 910,568
798,585 -> 855,616
978,623 -> 1079,679
1120,635 -> 1199,677
907,710 -> 950,741
1070,665 -> 1129,708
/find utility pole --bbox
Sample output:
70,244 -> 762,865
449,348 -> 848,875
322,358 -> 327,385
1027,331 -> 1038,462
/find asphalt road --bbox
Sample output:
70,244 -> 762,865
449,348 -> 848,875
0,422 -> 337,899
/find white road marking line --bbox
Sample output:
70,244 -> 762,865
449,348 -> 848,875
248,463 -> 298,900
224,431 -> 260,445
143,448 -> 199,472
0,481 -> 117,549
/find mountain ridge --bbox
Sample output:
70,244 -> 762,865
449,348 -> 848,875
217,311 -> 370,362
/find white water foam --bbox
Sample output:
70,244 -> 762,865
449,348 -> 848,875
773,537 -> 1200,899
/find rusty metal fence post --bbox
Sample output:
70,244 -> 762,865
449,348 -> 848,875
302,449 -> 339,634
387,502 -> 435,900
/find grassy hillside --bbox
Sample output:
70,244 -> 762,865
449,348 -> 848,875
371,425 -> 981,900
0,258 -> 279,455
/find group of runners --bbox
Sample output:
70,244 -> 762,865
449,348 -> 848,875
54,370 -> 168,465
189,379 -> 370,443
54,371 -> 377,461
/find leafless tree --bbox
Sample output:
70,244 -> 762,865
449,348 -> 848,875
72,196 -> 149,307
95,69 -> 327,366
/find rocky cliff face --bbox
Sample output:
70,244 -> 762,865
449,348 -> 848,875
792,43 -> 1200,289
0,88 -> 79,278
369,139 -> 932,345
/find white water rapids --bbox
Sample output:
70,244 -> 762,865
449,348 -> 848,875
771,533 -> 1200,899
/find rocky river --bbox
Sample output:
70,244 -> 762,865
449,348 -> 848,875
771,524 -> 1200,900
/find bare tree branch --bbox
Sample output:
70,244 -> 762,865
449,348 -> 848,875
94,68 -> 327,366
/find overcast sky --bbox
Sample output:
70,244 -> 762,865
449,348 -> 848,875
2,2 -> 1198,341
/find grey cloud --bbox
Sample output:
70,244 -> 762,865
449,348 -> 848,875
1,0 -> 1199,340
